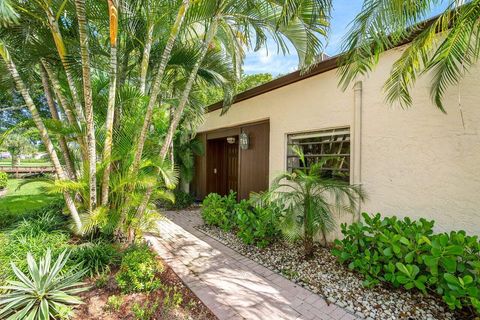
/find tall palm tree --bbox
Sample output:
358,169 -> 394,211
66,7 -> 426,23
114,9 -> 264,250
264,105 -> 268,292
74,0 -> 97,212
101,0 -> 119,206
135,0 -> 333,213
39,64 -> 77,180
0,41 -> 83,232
338,0 -> 478,112
130,0 -> 191,177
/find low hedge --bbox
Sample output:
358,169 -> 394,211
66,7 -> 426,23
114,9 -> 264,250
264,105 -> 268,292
332,213 -> 480,315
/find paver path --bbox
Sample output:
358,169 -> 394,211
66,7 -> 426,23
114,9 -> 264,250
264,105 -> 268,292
146,210 -> 358,320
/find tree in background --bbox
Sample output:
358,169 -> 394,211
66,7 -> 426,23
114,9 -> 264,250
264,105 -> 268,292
339,0 -> 479,112
2,132 -> 35,167
198,73 -> 273,106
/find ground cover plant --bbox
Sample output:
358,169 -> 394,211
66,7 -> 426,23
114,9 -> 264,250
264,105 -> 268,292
333,213 -> 480,316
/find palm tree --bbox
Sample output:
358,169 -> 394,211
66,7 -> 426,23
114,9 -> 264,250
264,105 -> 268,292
130,0 -> 191,177
39,64 -> 77,180
101,0 -> 119,206
74,0 -> 97,212
338,0 -> 478,111
0,41 -> 83,232
267,148 -> 365,257
135,0 -> 333,213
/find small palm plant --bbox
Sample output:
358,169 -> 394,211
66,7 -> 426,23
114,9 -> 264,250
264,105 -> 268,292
0,249 -> 87,319
268,147 -> 366,257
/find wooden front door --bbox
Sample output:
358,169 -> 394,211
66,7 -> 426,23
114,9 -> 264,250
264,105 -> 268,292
207,137 -> 239,196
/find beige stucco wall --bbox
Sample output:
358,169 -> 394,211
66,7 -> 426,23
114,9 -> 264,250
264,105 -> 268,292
198,45 -> 480,236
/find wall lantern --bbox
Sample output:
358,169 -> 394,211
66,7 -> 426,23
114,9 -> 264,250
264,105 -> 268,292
239,132 -> 249,150
226,136 -> 236,144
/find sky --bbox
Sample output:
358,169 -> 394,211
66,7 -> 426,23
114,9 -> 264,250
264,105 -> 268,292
243,0 -> 449,76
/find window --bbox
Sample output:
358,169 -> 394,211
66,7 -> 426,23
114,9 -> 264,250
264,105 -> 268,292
287,127 -> 350,182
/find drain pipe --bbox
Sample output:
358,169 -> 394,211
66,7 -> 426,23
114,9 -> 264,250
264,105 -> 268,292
353,81 -> 363,222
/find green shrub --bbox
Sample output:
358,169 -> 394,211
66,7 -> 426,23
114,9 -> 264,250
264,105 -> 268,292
161,189 -> 195,210
0,249 -> 87,319
116,244 -> 164,293
0,172 -> 7,190
332,213 -> 480,315
70,240 -> 122,277
106,295 -> 124,312
201,191 -> 237,231
235,200 -> 279,248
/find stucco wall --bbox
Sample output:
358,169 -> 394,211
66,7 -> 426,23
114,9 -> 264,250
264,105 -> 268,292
198,45 -> 480,235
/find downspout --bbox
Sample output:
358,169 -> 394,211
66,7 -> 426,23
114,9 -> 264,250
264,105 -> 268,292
353,81 -> 363,222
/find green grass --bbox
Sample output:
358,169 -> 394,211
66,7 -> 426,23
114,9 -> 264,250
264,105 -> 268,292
0,160 -> 52,167
0,179 -> 60,224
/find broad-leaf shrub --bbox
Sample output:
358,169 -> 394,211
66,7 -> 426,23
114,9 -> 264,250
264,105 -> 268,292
201,193 -> 279,247
116,244 -> 164,293
235,200 -> 279,248
201,192 -> 237,231
332,213 -> 480,314
0,172 -> 7,190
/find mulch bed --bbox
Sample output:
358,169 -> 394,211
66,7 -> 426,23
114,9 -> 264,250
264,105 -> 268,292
74,257 -> 217,320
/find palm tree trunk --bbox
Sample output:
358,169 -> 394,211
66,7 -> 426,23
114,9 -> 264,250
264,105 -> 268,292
74,0 -> 97,212
158,20 -> 218,161
101,0 -> 119,206
45,9 -> 86,124
304,194 -> 314,257
0,43 -> 83,232
130,0 -> 190,177
39,64 -> 77,180
135,21 -> 218,217
41,59 -> 88,158
139,22 -> 154,94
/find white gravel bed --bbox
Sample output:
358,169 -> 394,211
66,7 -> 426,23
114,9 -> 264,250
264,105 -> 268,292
196,224 -> 459,320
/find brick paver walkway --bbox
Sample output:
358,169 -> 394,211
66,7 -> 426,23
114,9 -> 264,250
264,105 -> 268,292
146,210 -> 357,320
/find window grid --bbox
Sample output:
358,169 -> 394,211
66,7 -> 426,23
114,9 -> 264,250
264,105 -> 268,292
287,127 -> 350,182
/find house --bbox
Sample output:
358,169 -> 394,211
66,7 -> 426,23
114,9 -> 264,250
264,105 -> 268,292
191,43 -> 480,236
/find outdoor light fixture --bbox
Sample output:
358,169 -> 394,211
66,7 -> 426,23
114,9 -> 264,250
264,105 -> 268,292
239,132 -> 249,150
226,137 -> 236,144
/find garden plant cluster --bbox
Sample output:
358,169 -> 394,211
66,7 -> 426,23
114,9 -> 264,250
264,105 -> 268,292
201,191 -> 279,248
0,201 -> 208,319
333,213 -> 480,315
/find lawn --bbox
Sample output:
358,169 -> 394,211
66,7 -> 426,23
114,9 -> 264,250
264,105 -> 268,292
0,178 -> 60,217
0,160 -> 52,167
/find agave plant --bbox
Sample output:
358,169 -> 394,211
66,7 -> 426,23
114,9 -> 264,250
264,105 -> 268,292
267,147 -> 366,257
0,249 -> 87,320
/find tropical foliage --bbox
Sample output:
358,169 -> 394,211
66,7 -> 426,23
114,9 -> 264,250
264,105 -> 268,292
201,192 -> 280,247
116,244 -> 164,293
0,0 -> 332,241
266,148 -> 365,256
333,213 -> 480,314
0,249 -> 87,320
339,0 -> 480,112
